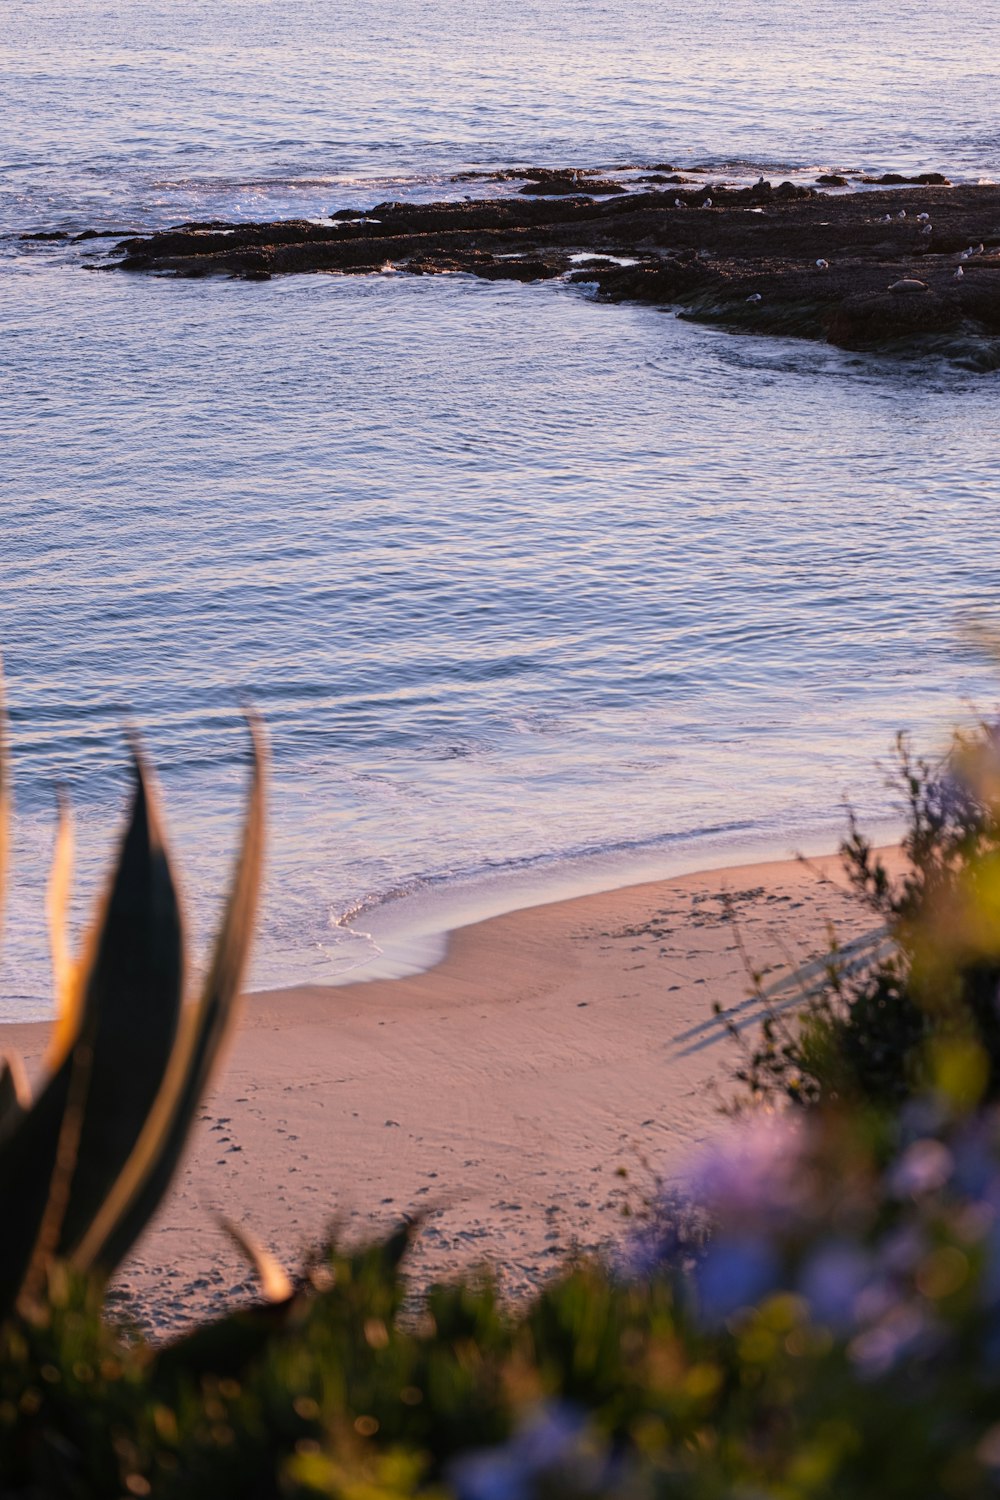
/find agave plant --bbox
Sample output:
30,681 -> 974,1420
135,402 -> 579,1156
0,675 -> 265,1320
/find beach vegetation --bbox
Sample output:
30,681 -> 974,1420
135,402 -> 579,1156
728,725 -> 1000,1113
5,1102 -> 1000,1497
0,682 -> 265,1326
5,693 -> 1000,1495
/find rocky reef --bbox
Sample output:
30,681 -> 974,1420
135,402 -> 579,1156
93,172 -> 1000,364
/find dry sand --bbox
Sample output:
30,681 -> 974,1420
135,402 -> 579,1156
3,848 -> 895,1334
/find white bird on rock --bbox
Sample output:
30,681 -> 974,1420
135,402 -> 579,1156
897,209 -> 907,218
746,292 -> 762,303
920,222 -> 933,235
701,197 -> 713,208
674,198 -> 685,208
816,258 -> 829,269
917,212 -> 930,222
954,266 -> 964,279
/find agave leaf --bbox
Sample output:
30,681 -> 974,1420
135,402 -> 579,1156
0,1067 -> 69,1320
0,1053 -> 29,1145
221,1217 -> 294,1303
152,1293 -> 297,1388
53,746 -> 184,1257
20,1028 -> 98,1306
44,791 -> 79,1072
75,716 -> 266,1278
0,749 -> 184,1313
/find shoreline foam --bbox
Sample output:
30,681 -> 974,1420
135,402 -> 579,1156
331,819 -> 903,987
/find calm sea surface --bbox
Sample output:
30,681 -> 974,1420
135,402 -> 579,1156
3,0 -> 1000,1015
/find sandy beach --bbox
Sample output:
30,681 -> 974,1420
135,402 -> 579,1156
3,848 -> 891,1334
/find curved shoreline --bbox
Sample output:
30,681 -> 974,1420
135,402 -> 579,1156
2,846 -> 898,1332
97,178 -> 1000,365
328,817 -> 902,988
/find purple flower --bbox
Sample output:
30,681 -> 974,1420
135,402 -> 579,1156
980,1222 -> 1000,1308
689,1115 -> 808,1231
618,1189 -> 709,1282
450,1403 -> 612,1500
888,1139 -> 953,1198
877,1224 -> 925,1278
951,1120 -> 1000,1201
849,1305 -> 928,1377
798,1242 -> 873,1332
696,1235 -> 780,1323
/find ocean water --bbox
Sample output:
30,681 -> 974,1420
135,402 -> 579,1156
2,0 -> 999,1017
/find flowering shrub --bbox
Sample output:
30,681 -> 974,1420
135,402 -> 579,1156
6,1102 -> 1000,1498
8,719 -> 1000,1495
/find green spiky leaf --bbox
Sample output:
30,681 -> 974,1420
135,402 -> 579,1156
75,716 -> 266,1278
0,752 -> 184,1313
54,749 -> 184,1256
0,1053 -> 28,1146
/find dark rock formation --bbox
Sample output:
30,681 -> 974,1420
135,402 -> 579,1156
105,178 -> 1000,365
859,172 -> 951,186
518,171 -> 627,196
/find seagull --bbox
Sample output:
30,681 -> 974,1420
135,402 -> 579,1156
920,222 -> 933,235
959,249 -> 972,260
881,213 -> 893,222
975,242 -> 985,254
701,197 -> 713,208
954,266 -> 964,279
816,258 -> 829,269
746,292 -> 762,302
674,197 -> 685,208
897,209 -> 907,218
917,212 -> 930,222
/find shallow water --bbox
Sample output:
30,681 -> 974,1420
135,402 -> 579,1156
2,0 -> 999,1016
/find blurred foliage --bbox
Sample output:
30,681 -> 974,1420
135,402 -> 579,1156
7,705 -> 1000,1495
729,727 -> 1000,1112
5,1107 -> 1000,1499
